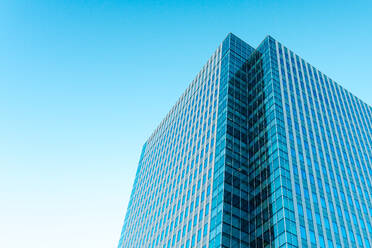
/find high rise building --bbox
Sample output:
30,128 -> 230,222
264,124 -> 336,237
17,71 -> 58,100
118,33 -> 372,248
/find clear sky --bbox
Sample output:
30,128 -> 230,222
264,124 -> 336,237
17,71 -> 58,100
1,1 -> 371,248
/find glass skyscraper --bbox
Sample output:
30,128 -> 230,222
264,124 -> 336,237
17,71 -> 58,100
118,33 -> 372,248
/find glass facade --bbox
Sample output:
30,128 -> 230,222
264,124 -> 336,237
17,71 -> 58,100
118,33 -> 372,248
118,40 -> 223,248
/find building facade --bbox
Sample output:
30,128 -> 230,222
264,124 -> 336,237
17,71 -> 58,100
118,34 -> 372,248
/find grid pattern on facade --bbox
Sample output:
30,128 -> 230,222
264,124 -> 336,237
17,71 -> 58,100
118,33 -> 372,248
276,40 -> 372,248
118,43 -> 223,248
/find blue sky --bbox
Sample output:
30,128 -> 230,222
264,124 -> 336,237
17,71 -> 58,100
1,1 -> 371,247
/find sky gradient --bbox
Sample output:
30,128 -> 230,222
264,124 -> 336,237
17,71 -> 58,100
1,1 -> 371,248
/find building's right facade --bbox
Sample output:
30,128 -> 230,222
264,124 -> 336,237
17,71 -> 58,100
118,33 -> 372,248
240,34 -> 372,248
273,36 -> 372,248
270,36 -> 372,248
